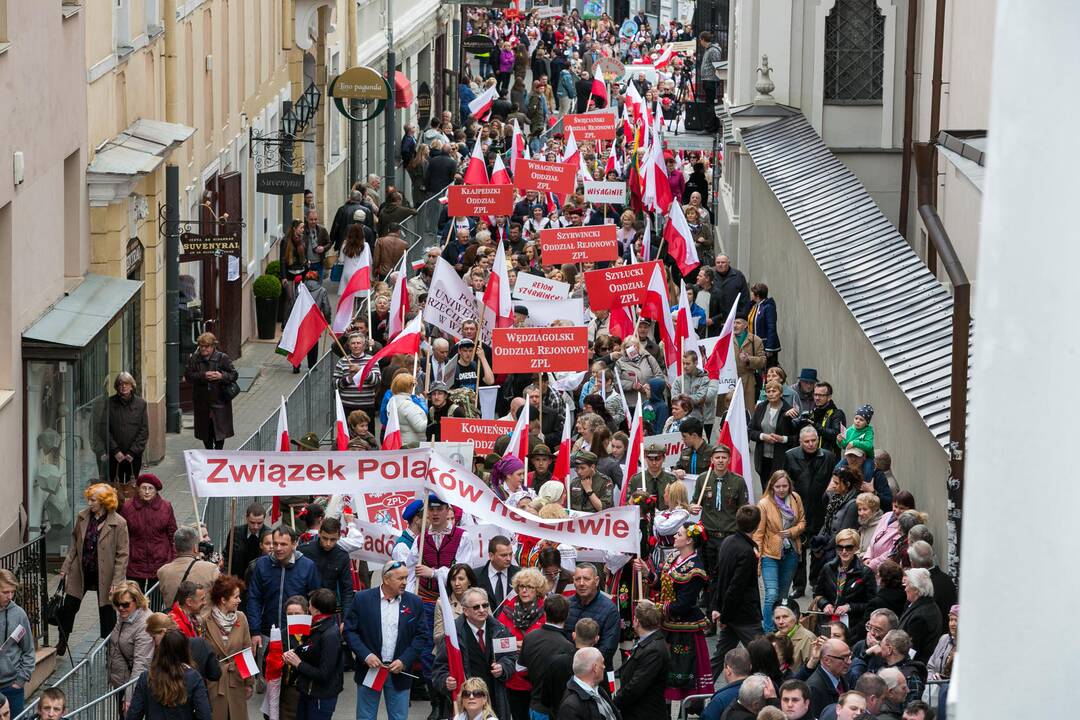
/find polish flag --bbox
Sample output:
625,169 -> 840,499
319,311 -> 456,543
625,83 -> 645,124
590,64 -> 608,106
718,378 -> 755,501
607,670 -> 617,694
235,647 -> 260,679
388,256 -> 410,339
642,141 -> 674,214
332,244 -> 371,332
482,240 -> 513,336
277,284 -> 326,368
491,154 -> 512,185
604,142 -> 619,176
510,119 -> 526,174
674,280 -> 701,376
562,129 -> 581,169
653,45 -> 676,70
617,401 -> 645,506
468,84 -> 498,122
505,400 -> 530,462
436,568 -> 466,700
663,202 -> 701,276
264,627 -> 283,681
702,295 -> 740,384
272,397 -> 289,522
363,665 -> 390,691
382,397 -> 403,450
551,397 -> 574,487
334,390 -> 349,450
640,263 -> 678,380
463,139 -> 490,186
609,301 -> 635,341
353,315 -> 424,389
286,614 -> 312,636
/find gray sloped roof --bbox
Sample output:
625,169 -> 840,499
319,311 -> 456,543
740,114 -> 964,447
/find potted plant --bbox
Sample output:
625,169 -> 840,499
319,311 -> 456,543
253,273 -> 282,339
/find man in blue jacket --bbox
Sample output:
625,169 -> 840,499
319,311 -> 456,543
247,524 -> 322,651
345,559 -> 429,720
564,563 -> 620,670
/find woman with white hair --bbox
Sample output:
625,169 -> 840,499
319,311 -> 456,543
105,371 -> 149,485
898,568 -> 943,663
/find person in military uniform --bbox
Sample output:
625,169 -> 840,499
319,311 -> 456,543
528,444 -> 555,491
674,417 -> 713,479
688,445 -> 749,611
628,444 -> 679,510
568,452 -> 615,511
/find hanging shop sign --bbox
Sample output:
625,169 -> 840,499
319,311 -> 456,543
256,171 -> 306,196
179,232 -> 241,258
329,66 -> 392,122
417,81 -> 433,128
462,34 -> 496,56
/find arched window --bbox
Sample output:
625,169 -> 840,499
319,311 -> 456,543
824,0 -> 885,102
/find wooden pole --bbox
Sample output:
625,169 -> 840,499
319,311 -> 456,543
416,492 -> 431,571
639,427 -> 646,493
696,467 -> 713,506
424,344 -> 433,394
226,497 -> 237,575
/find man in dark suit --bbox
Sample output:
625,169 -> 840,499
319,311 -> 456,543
806,639 -> 853,719
433,587 -> 517,720
558,647 -> 622,720
520,594 -> 575,720
344,559 -> 430,720
613,601 -> 670,720
474,535 -> 520,610
226,501 -> 267,577
709,505 -> 763,679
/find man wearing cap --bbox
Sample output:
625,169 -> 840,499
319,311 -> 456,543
629,445 -> 678,509
443,337 -> 494,392
732,315 -> 766,412
528,445 -> 555,491
833,445 -> 893,512
568,452 -> 615,512
690,445 -> 749,609
390,498 -> 426,593
513,305 -> 530,328
426,381 -> 465,441
786,369 -> 819,417
634,318 -> 665,367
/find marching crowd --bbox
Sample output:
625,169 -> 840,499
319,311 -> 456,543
10,7 -> 957,720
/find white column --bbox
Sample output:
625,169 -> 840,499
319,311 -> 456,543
960,2 -> 1080,719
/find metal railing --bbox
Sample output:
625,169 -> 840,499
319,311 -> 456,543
0,534 -> 49,645
63,677 -> 137,720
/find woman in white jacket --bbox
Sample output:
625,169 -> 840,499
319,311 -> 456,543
387,373 -> 428,447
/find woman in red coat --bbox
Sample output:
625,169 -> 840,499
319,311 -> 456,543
495,568 -> 547,720
119,474 -> 178,591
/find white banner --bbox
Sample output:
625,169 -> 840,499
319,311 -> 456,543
477,386 -> 500,419
644,432 -> 685,469
698,336 -> 738,393
517,297 -> 586,328
423,258 -> 486,342
583,181 -> 628,205
512,273 -> 570,301
534,5 -> 563,18
183,449 -> 431,498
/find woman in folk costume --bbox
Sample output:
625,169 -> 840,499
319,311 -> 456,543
604,489 -> 656,656
634,522 -> 714,701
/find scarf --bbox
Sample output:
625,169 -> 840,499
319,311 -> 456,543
822,488 -> 857,534
508,599 -> 544,631
735,330 -> 748,346
211,607 -> 238,637
774,494 -> 796,549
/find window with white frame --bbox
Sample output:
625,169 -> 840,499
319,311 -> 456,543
330,51 -> 341,160
823,0 -> 885,103
144,0 -> 162,34
114,0 -> 132,52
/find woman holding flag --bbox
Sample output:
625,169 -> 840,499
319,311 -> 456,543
282,589 -> 344,720
204,576 -> 254,720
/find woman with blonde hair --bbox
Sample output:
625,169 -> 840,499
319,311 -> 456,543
455,677 -> 497,720
616,210 -> 638,258
107,581 -> 154,713
855,492 -> 884,555
57,483 -> 129,654
754,470 -> 806,631
387,372 -> 428,446
495,569 -> 547,720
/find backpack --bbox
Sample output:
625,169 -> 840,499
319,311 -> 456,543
447,388 -> 480,419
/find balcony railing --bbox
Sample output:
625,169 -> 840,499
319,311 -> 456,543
0,535 -> 49,645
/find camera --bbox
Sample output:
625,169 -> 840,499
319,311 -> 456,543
198,540 -> 215,561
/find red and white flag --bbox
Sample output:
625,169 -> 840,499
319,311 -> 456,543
552,397 -> 574,489
491,154 -> 512,185
388,256 -> 410,339
607,670 -> 616,694
235,647 -> 260,679
617,401 -> 645,506
272,398 -> 289,522
702,295 -> 740,387
382,397 -> 403,450
609,301 -> 635,343
505,400 -> 530,462
482,240 -> 513,336
642,141 -> 674,214
562,128 -> 581,168
604,141 -> 620,176
264,627 -> 283,681
717,378 -> 755,501
674,280 -> 700,377
663,202 -> 701,276
625,83 -> 645,124
463,138 -> 490,186
277,284 -> 326,368
353,315 -> 424,388
642,215 -> 652,260
332,245 -> 371,332
653,45 -> 676,70
363,665 -> 390,691
334,390 -> 349,451
468,84 -> 498,122
640,263 -> 679,380
591,64 -> 608,106
510,119 -> 527,175
286,614 -> 312,636
436,568 -> 466,700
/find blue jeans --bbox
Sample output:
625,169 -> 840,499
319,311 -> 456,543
761,546 -> 798,631
530,711 -> 550,720
1,686 -> 24,718
420,601 -> 436,676
297,694 -> 337,720
356,681 -> 410,720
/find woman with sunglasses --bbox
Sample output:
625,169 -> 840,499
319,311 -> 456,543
106,581 -> 154,716
495,569 -> 547,720
812,528 -> 877,643
455,677 -> 497,720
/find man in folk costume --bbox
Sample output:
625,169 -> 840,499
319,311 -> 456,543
407,495 -> 477,720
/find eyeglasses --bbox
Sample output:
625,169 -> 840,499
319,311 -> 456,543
114,600 -> 133,609
461,690 -> 488,699
865,623 -> 889,636
836,545 -> 856,552
467,603 -> 490,610
825,653 -> 853,662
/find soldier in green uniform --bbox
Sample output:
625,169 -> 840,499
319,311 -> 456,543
688,445 -> 749,610
568,451 -> 615,511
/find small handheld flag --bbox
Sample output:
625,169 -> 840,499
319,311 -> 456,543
363,665 -> 390,691
235,647 -> 260,679
286,614 -> 312,636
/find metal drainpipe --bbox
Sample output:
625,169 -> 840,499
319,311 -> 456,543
898,0 -> 918,240
914,142 -> 968,582
926,0 -> 948,274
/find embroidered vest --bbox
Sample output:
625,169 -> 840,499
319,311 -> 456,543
418,526 -> 465,600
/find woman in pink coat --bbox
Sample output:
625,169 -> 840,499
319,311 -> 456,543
863,490 -> 915,572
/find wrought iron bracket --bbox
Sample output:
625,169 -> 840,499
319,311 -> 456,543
248,128 -> 314,172
157,203 -> 247,241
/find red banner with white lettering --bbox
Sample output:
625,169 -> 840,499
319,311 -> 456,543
562,113 -> 617,141
447,184 -> 514,217
513,159 -> 578,195
492,327 -> 590,374
583,260 -> 666,310
440,418 -> 517,454
540,225 -> 619,265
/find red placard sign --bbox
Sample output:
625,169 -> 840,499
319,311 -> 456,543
540,225 -> 619,264
447,184 -> 514,217
440,418 -> 516,454
584,260 -> 665,310
513,159 -> 578,195
563,113 -> 617,141
492,327 -> 590,374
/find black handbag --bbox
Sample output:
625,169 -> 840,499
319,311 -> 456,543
211,352 -> 241,401
45,578 -> 65,627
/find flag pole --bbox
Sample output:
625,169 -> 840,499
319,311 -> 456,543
226,497 -> 237,575
315,303 -> 350,357
424,343 -> 432,394
696,467 -> 713,506
639,423 -> 646,494
416,492 -> 431,570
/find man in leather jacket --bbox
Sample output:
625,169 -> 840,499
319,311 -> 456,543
784,427 -> 837,597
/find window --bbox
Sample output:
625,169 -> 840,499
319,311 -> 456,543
114,0 -> 132,53
823,0 -> 884,103
144,0 -> 162,34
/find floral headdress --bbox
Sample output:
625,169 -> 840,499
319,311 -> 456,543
684,521 -> 708,542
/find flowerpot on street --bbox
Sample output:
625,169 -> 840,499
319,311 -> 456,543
255,296 -> 278,339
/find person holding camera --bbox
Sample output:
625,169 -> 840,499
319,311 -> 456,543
697,32 -> 723,132
156,526 -> 221,609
